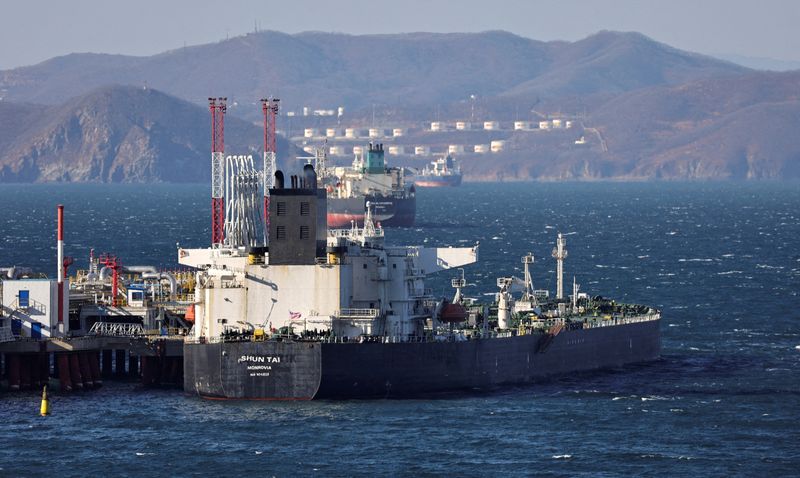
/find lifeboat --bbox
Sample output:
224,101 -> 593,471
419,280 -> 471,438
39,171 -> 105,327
439,302 -> 468,323
185,304 -> 195,323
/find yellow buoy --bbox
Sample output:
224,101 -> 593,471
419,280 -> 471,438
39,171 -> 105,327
40,385 -> 50,416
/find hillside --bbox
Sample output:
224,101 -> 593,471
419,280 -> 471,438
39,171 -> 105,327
591,71 -> 800,179
457,71 -> 800,181
0,30 -> 746,115
0,86 -> 300,182
1,31 -> 797,182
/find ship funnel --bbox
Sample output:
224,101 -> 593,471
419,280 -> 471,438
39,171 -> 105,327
303,164 -> 317,189
274,170 -> 284,189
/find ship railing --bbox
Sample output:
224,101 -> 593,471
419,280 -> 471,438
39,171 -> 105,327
142,327 -> 190,337
185,329 -> 534,345
585,312 -> 661,328
320,335 -> 431,344
335,308 -> 379,319
328,228 -> 385,240
185,335 -> 244,344
328,229 -> 352,238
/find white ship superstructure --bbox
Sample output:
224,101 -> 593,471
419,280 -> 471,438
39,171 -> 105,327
179,170 -> 476,341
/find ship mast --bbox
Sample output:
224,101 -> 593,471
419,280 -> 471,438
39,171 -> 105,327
451,268 -> 466,304
520,252 -> 535,304
552,233 -> 568,300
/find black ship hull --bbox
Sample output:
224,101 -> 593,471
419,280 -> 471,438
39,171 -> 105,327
327,194 -> 415,227
184,319 -> 660,399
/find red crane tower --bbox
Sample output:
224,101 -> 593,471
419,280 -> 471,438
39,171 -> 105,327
98,254 -> 121,307
261,97 -> 279,239
209,97 -> 227,247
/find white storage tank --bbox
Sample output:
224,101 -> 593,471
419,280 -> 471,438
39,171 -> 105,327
539,121 -> 550,130
490,140 -> 506,152
303,107 -> 309,116
474,144 -> 489,153
392,128 -> 405,137
329,145 -> 346,155
304,128 -> 318,138
514,121 -> 531,131
456,121 -> 471,130
448,144 -> 465,154
483,121 -> 500,130
565,120 -> 573,129
388,145 -> 405,155
430,122 -> 442,132
415,146 -> 430,155
353,145 -> 364,155
303,145 -> 316,154
552,119 -> 563,129
337,106 -> 345,117
345,128 -> 359,139
369,128 -> 383,138
326,128 -> 338,138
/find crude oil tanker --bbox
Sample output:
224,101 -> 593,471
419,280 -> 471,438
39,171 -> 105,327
322,143 -> 415,227
414,154 -> 462,187
180,165 -> 661,400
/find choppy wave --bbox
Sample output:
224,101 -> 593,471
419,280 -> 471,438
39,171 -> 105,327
1,182 -> 799,476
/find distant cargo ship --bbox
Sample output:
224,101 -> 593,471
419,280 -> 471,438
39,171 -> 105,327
414,154 -> 462,187
322,143 -> 415,227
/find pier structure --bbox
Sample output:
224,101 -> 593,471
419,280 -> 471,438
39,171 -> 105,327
0,204 -> 193,393
0,334 -> 184,393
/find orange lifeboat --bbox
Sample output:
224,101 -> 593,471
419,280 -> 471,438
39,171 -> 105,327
185,304 -> 195,323
439,303 -> 468,323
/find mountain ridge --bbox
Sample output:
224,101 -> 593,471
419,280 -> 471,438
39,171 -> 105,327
0,30 -> 747,113
0,85 -> 300,183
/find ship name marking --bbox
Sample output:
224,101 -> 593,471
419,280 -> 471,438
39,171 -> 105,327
238,355 -> 281,364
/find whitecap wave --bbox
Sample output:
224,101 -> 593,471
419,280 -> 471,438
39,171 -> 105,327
641,395 -> 670,401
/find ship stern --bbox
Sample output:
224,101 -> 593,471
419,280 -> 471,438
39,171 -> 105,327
184,340 -> 322,400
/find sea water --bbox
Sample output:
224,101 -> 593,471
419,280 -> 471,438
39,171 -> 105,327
0,182 -> 798,476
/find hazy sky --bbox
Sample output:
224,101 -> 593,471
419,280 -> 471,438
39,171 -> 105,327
2,0 -> 798,70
